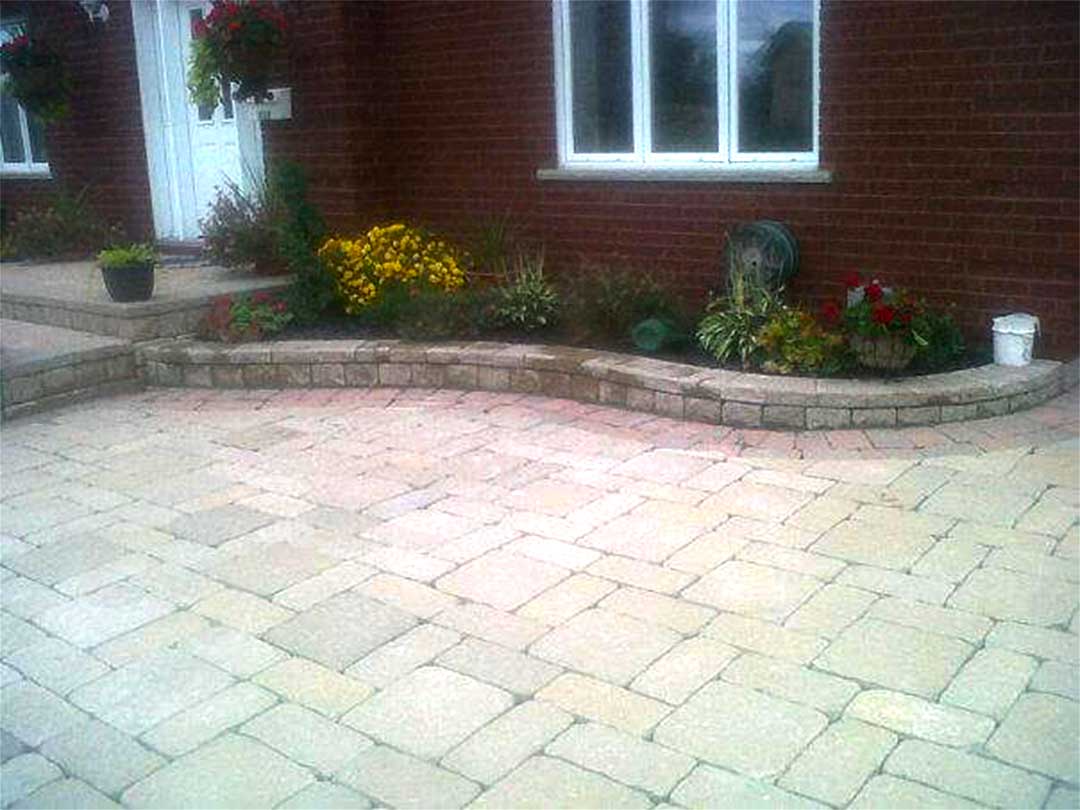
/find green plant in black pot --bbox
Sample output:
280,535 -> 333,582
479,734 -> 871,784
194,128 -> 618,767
97,244 -> 157,302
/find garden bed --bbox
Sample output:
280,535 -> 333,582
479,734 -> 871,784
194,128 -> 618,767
138,337 -> 1076,429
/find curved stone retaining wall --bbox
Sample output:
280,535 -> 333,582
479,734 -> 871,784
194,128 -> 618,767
139,339 -> 1077,429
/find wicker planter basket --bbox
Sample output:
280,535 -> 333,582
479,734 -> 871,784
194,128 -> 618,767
851,333 -> 916,371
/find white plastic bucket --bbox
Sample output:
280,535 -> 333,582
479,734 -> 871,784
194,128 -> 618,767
992,313 -> 1040,366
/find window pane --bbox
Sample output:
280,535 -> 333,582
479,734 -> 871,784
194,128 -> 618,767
27,112 -> 46,162
1,93 -> 26,163
737,0 -> 813,153
650,0 -> 718,153
570,0 -> 632,154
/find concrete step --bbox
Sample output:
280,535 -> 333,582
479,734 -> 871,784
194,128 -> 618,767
0,260 -> 290,340
0,320 -> 141,420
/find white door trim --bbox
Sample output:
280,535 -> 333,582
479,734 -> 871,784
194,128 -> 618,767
131,0 -> 263,241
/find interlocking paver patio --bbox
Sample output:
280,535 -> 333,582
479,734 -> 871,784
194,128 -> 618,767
1,385 -> 1077,808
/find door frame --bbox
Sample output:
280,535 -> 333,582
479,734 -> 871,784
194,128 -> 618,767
131,0 -> 264,241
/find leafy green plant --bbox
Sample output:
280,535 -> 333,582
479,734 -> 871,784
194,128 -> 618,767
187,1 -> 287,107
393,284 -> 499,340
271,162 -> 334,325
493,250 -> 560,332
200,290 -> 293,342
4,188 -> 124,260
0,33 -> 71,121
910,308 -> 966,371
559,264 -> 684,344
696,271 -> 785,367
97,243 -> 156,270
757,308 -> 847,374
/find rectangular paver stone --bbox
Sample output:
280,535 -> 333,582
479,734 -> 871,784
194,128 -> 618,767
941,647 -> 1036,718
347,624 -> 461,688
441,700 -> 573,785
673,764 -> 824,809
337,745 -> 480,810
140,682 -> 277,757
779,719 -> 897,806
436,637 -> 561,696
241,703 -> 373,776
471,756 -> 650,810
723,653 -> 859,716
254,657 -> 373,717
39,719 -> 165,796
631,636 -> 740,705
536,673 -> 671,736
546,722 -> 695,796
885,739 -> 1051,808
846,689 -> 994,747
654,681 -> 828,779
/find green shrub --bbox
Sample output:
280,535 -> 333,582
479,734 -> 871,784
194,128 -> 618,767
911,307 -> 966,371
272,163 -> 334,325
97,243 -> 156,270
560,264 -> 684,344
493,250 -> 560,332
469,214 -> 516,277
696,272 -> 786,367
5,188 -> 124,260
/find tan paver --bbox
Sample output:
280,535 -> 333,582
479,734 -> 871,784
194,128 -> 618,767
435,637 -> 562,696
948,566 -> 1078,625
241,703 -> 373,776
341,666 -> 512,759
850,774 -> 982,808
682,560 -> 821,621
121,734 -> 313,809
347,624 -> 461,688
672,764 -> 824,809
441,700 -> 573,785
530,608 -> 680,685
784,583 -> 877,638
630,636 -> 740,705
34,583 -> 175,648
357,573 -> 459,619
192,588 -> 293,635
884,739 -> 1051,808
865,596 -> 990,643
435,551 -> 568,611
471,756 -> 651,809
723,653 -> 859,716
779,719 -> 897,806
0,753 -> 63,807
39,718 -> 165,796
546,721 -> 695,796
337,745 -> 480,809
940,647 -> 1036,718
517,573 -> 616,625
5,638 -> 109,696
654,681 -> 828,778
277,782 -> 372,809
985,692 -> 1080,782
253,657 -> 373,718
845,689 -> 995,747
815,618 -> 972,698
140,683 -> 277,757
703,612 -> 827,664
536,673 -> 671,736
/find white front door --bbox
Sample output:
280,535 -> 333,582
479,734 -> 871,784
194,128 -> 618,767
178,1 -> 244,232
131,0 -> 262,242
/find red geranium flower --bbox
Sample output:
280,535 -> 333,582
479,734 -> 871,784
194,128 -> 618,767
842,271 -> 862,289
865,282 -> 884,302
252,291 -> 270,304
820,300 -> 842,324
871,304 -> 895,325
192,18 -> 209,38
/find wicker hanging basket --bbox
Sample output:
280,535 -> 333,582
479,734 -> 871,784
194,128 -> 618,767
850,333 -> 916,370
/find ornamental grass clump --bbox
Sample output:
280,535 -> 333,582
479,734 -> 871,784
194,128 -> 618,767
318,224 -> 466,316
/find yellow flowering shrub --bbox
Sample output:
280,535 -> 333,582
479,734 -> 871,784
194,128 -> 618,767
318,224 -> 466,314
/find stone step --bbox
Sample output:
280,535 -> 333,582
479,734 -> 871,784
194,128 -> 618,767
0,260 -> 290,341
0,320 -> 141,420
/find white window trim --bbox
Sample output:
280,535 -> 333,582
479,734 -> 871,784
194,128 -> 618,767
1,20 -> 50,177
551,0 -> 820,175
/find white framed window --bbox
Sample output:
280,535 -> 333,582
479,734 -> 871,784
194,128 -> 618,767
552,0 -> 819,172
1,20 -> 50,176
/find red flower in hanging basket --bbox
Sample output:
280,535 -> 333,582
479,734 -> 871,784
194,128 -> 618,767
871,304 -> 896,325
842,271 -> 862,289
865,281 -> 884,302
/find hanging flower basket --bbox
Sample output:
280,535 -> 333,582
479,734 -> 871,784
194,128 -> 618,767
188,1 -> 286,108
0,34 -> 71,122
850,333 -> 916,370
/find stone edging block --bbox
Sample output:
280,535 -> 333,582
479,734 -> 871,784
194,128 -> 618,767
136,338 -> 1073,428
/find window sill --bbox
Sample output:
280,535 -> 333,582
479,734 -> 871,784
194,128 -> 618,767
1,168 -> 52,180
536,166 -> 832,184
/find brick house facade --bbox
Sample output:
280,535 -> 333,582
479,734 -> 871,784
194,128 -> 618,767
2,1 -> 1077,356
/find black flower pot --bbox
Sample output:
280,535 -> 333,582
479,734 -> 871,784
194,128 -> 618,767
101,263 -> 155,302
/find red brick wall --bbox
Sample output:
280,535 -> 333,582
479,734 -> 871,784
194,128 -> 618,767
1,0 -> 153,239
369,0 -> 1080,357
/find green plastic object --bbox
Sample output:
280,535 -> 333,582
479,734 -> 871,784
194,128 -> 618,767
632,317 -> 679,353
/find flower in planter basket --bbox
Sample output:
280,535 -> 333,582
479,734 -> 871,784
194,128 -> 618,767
0,33 -> 72,121
187,0 -> 286,108
832,276 -> 928,370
